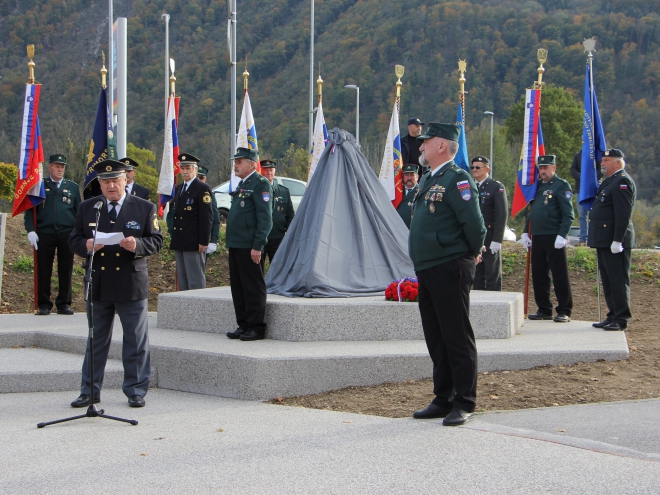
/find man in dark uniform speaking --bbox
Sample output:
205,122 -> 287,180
225,148 -> 273,342
25,154 -> 80,315
119,157 -> 151,200
520,155 -> 574,323
260,159 -> 294,264
409,123 -> 486,426
69,159 -> 163,408
396,164 -> 419,229
587,149 -> 636,331
166,153 -> 214,290
470,156 -> 508,291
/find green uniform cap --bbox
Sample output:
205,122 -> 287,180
231,147 -> 259,162
537,155 -> 556,166
197,166 -> 209,176
604,148 -> 624,159
260,159 -> 277,169
403,164 -> 418,173
49,154 -> 67,165
417,122 -> 460,142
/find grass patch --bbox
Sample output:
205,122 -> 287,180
568,247 -> 597,274
12,254 -> 33,273
501,249 -> 522,276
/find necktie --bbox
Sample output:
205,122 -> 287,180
55,181 -> 60,189
109,201 -> 118,222
181,183 -> 188,197
125,185 -> 130,194
237,180 -> 244,190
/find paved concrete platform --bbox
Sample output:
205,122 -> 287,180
0,313 -> 628,400
0,389 -> 658,494
157,286 -> 523,340
0,348 -> 123,393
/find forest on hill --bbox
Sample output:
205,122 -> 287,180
0,0 -> 659,241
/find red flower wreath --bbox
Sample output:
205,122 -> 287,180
385,277 -> 419,302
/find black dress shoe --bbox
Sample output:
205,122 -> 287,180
239,330 -> 265,341
37,308 -> 51,316
443,409 -> 475,426
603,322 -> 626,331
71,394 -> 100,408
56,307 -> 74,315
412,403 -> 452,419
553,314 -> 571,323
226,327 -> 247,339
128,395 -> 145,407
592,319 -> 612,328
528,312 -> 553,320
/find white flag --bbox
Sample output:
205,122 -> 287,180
307,102 -> 328,183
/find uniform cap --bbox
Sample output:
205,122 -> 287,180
230,147 -> 259,162
604,148 -> 624,159
537,155 -> 556,166
417,122 -> 460,142
197,165 -> 209,176
118,157 -> 139,170
403,164 -> 418,173
49,154 -> 67,166
471,156 -> 489,165
94,159 -> 128,179
178,153 -> 200,166
260,159 -> 277,169
407,117 -> 424,126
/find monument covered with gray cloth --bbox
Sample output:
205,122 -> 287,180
266,128 -> 414,297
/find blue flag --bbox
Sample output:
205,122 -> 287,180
579,62 -> 606,210
454,102 -> 469,172
83,87 -> 116,198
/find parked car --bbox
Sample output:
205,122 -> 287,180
212,176 -> 307,223
566,225 -> 582,246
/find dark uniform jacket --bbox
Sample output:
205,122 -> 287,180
396,185 -> 418,229
409,161 -> 486,271
24,177 -> 81,234
226,172 -> 273,251
523,175 -> 574,237
166,178 -> 214,251
587,169 -> 636,249
478,177 -> 508,246
401,134 -> 422,168
69,195 -> 163,302
129,182 -> 151,201
269,183 -> 294,240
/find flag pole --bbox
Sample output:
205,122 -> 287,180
523,48 -> 548,318
458,60 -> 467,127
26,45 -> 40,315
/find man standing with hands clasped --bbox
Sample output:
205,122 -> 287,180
520,155 -> 574,323
409,123 -> 486,426
225,148 -> 273,342
588,149 -> 636,331
68,159 -> 162,408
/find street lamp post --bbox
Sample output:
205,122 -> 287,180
484,111 -> 494,178
344,84 -> 360,145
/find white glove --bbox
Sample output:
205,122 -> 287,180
554,235 -> 567,249
519,233 -> 532,250
205,243 -> 217,254
611,241 -> 623,254
489,241 -> 502,254
27,231 -> 39,250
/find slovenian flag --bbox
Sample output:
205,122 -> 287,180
157,94 -> 180,215
454,101 -> 470,172
511,89 -> 545,218
307,101 -> 328,184
378,101 -> 403,208
232,91 -> 259,191
12,84 -> 45,217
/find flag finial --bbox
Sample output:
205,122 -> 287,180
169,58 -> 176,96
243,57 -> 249,92
535,49 -> 548,89
101,51 -> 107,89
27,45 -> 35,83
395,65 -> 404,99
317,63 -> 323,103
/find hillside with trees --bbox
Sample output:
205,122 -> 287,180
0,0 -> 659,242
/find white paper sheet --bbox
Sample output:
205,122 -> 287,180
93,231 -> 125,245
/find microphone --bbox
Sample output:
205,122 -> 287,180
93,200 -> 104,210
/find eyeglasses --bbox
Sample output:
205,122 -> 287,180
470,166 -> 482,170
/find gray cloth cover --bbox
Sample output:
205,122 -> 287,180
266,128 -> 415,297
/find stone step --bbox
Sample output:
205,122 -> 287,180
0,347 -> 124,393
157,287 -> 523,341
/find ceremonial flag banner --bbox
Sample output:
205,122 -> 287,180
511,89 -> 545,218
307,102 -> 328,183
378,101 -> 403,208
454,102 -> 470,172
232,91 -> 259,192
157,95 -> 179,214
83,87 -> 116,198
579,62 -> 607,210
12,84 -> 45,217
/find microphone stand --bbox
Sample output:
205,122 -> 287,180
38,204 -> 137,428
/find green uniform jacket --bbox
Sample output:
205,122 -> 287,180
587,169 -> 636,248
24,177 -> 81,234
225,172 -> 273,250
523,175 -> 574,237
270,183 -> 294,240
210,193 -> 220,244
396,185 -> 418,229
409,161 -> 486,272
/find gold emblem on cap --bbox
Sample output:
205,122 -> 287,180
124,160 -> 129,164
106,165 -> 112,172
604,151 -> 609,156
181,155 -> 186,160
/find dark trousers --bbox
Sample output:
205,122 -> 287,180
417,254 -> 477,413
597,247 -> 632,324
81,299 -> 150,398
264,237 -> 283,266
531,234 -> 573,316
229,248 -> 267,335
37,232 -> 74,310
474,248 -> 502,291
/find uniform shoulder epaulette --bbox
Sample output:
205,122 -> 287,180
278,183 -> 289,190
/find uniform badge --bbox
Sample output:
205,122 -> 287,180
620,184 -> 628,190
126,220 -> 140,230
429,203 -> 436,213
457,180 -> 471,201
203,192 -> 211,204
240,200 -> 245,207
565,191 -> 572,199
106,165 -> 112,172
262,192 -> 271,202
153,217 -> 160,230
